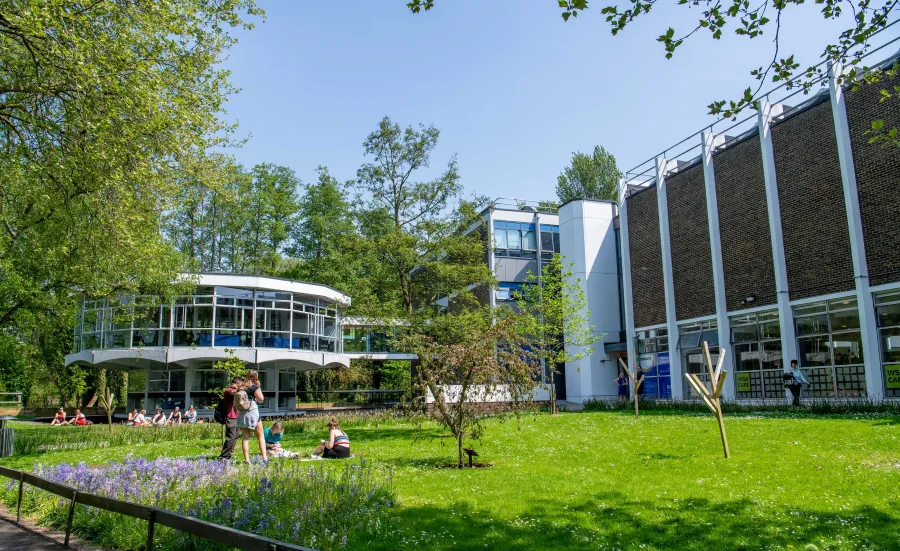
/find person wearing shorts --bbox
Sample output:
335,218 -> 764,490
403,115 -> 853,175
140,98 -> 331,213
236,370 -> 268,463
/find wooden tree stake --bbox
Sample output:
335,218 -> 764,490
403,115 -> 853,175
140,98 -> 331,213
618,357 -> 644,419
684,342 -> 730,459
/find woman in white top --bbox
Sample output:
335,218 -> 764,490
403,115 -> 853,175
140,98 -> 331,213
151,408 -> 167,427
134,410 -> 147,427
184,405 -> 197,424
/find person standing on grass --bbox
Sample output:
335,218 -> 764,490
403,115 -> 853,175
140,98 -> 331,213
218,376 -> 242,460
785,359 -> 809,406
614,372 -> 629,402
312,417 -> 351,459
236,370 -> 268,463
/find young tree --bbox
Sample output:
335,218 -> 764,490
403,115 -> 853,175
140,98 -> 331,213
400,306 -> 540,468
515,255 -> 601,414
556,145 -> 622,204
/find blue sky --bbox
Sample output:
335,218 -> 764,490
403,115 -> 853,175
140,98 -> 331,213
220,1 -> 854,202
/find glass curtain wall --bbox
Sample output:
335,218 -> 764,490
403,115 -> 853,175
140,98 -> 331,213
677,320 -> 719,400
875,291 -> 900,398
794,298 -> 866,397
74,287 -> 343,354
636,328 -> 671,399
730,310 -> 784,399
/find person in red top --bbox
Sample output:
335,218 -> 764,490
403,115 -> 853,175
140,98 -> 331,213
50,408 -> 67,426
218,376 -> 243,460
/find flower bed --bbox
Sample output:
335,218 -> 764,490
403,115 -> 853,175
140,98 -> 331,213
3,456 -> 394,550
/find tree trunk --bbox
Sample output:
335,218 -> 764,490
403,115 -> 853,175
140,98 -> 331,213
108,411 -> 113,433
457,432 -> 464,469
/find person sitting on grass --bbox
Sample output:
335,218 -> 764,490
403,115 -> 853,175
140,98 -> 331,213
167,407 -> 182,426
264,422 -> 284,455
134,409 -> 147,427
312,417 -> 351,459
126,409 -> 138,426
184,405 -> 197,424
151,407 -> 167,427
67,409 -> 87,426
50,407 -> 67,426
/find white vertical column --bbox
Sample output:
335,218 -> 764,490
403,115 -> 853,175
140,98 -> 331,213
701,131 -> 735,399
618,179 -> 637,388
655,157 -> 684,398
828,62 -> 883,399
758,100 -> 798,374
488,210 -> 497,309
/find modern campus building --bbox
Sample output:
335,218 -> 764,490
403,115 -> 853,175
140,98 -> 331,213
66,55 -> 899,409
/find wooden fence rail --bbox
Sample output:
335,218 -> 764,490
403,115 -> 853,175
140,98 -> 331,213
0,465 -> 316,551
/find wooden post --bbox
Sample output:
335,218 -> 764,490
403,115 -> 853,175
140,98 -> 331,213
15,473 -> 23,523
618,357 -> 644,419
683,342 -> 730,459
147,509 -> 156,551
64,490 -> 77,547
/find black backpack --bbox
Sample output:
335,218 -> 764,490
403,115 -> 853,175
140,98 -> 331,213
213,400 -> 227,425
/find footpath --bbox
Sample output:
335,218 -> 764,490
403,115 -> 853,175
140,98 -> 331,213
0,518 -> 65,550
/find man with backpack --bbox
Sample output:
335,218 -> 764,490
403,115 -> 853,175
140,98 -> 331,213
217,376 -> 243,460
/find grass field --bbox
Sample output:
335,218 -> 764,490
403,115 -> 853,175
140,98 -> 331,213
2,410 -> 899,551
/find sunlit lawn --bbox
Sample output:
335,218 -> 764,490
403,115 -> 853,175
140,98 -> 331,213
3,411 -> 898,551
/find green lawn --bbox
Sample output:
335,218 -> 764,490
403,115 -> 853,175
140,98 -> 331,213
2,411 -> 899,551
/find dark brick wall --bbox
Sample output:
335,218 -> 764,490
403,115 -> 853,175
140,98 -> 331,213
713,134 -> 778,311
665,163 -> 716,320
772,98 -> 855,300
846,72 -> 900,287
626,186 -> 667,327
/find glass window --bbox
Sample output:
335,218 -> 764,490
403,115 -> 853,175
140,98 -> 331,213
495,229 -> 508,249
507,228 -> 521,249
540,231 -> 554,252
879,326 -> 900,363
799,335 -> 831,367
732,325 -> 758,343
552,232 -> 561,253
677,332 -> 701,349
877,302 -> 900,327
522,230 -> 536,250
829,308 -> 860,331
831,332 -> 863,365
795,313 -> 829,336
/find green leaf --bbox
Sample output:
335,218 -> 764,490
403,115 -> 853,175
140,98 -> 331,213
872,119 -> 885,130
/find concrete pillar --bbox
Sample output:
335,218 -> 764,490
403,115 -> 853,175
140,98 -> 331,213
655,157 -> 684,399
758,100 -> 799,379
701,131 -> 735,399
827,62 -> 883,399
617,179 -> 637,388
184,367 -> 192,409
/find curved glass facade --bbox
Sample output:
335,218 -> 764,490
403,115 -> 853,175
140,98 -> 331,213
74,286 -> 343,354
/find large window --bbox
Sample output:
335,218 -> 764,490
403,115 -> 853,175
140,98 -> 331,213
794,298 -> 866,397
636,328 -> 671,399
875,291 -> 900,398
677,320 -> 719,400
494,222 -> 537,259
731,310 -> 783,399
495,282 -> 524,302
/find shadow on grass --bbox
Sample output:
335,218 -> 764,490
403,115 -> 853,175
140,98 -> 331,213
356,491 -> 899,551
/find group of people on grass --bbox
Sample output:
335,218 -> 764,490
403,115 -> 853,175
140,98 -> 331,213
217,370 -> 351,463
125,405 -> 199,427
615,358 -> 811,405
49,408 -> 89,426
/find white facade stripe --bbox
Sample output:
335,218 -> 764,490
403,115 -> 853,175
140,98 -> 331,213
757,100 -> 799,370
655,157 -> 684,398
701,130 -> 734,399
618,179 -> 637,380
827,62 -> 883,398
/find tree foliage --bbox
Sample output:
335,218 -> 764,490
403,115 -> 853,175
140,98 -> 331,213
400,306 -> 540,467
555,145 -> 622,204
515,255 -> 601,414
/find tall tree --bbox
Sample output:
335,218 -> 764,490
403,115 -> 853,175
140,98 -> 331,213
285,167 -> 359,291
555,145 -> 622,204
355,117 -> 492,317
0,1 -> 261,328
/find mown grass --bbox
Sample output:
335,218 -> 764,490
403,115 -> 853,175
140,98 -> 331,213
2,410 -> 899,551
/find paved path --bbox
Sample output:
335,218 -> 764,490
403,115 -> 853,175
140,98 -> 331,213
0,518 -> 64,550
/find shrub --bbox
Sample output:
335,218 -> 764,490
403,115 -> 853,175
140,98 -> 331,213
3,455 -> 394,550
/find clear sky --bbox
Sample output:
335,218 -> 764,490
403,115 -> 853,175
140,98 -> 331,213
219,1 -> 863,203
